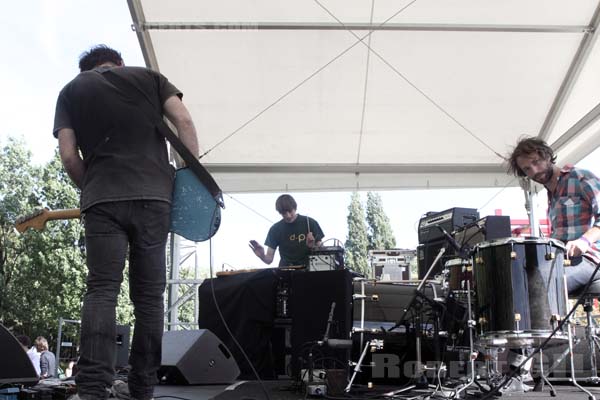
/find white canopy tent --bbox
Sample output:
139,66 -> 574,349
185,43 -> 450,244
127,0 -> 600,194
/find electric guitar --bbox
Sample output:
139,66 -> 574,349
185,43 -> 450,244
15,208 -> 81,233
15,168 -> 220,241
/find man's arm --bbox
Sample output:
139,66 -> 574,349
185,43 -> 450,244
566,175 -> 600,257
57,128 -> 85,189
249,240 -> 276,264
308,217 -> 324,248
163,95 -> 199,157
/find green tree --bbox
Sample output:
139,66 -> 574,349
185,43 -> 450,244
344,192 -> 369,276
365,191 -> 396,250
0,139 -> 134,345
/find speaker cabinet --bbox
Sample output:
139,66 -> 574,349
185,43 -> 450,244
290,270 -> 352,378
0,324 -> 39,384
158,329 -> 240,384
417,239 -> 449,279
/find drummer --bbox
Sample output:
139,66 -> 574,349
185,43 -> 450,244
508,136 -> 600,293
249,194 -> 325,267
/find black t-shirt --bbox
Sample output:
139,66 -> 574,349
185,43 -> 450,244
265,214 -> 324,267
53,66 -> 181,210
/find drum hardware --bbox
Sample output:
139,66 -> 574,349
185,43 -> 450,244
353,278 -> 368,352
545,252 -> 555,260
344,339 -> 383,393
473,237 -> 569,348
478,317 -> 487,336
439,280 -> 487,399
493,271 -> 598,399
564,258 -> 572,266
550,314 -> 561,330
387,247 -> 447,381
556,276 -> 598,400
561,274 -> 600,399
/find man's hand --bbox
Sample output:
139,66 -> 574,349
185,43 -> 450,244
306,232 -> 315,248
249,240 -> 265,258
566,238 -> 590,258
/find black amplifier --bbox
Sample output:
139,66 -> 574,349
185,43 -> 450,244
453,215 -> 512,248
418,207 -> 479,243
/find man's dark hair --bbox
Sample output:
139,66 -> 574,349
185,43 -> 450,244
16,334 -> 31,348
78,45 -> 123,72
275,194 -> 297,214
507,136 -> 556,177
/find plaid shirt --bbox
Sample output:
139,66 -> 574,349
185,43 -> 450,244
547,164 -> 600,263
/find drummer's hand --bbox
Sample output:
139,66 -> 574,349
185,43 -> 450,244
249,240 -> 265,258
306,232 -> 315,248
565,238 -> 589,258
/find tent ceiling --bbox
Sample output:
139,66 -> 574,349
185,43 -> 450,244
128,0 -> 600,193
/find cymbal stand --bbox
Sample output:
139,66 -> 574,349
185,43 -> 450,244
448,280 -> 480,399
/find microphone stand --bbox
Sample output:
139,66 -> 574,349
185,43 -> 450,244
308,302 -> 336,384
388,246 -> 446,387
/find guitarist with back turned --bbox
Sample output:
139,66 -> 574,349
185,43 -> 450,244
53,45 -> 199,400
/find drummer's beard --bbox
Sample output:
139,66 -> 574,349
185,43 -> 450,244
533,165 -> 554,185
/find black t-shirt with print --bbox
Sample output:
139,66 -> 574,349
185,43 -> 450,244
265,214 -> 324,267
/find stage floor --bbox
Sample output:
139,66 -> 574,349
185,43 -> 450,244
26,377 -> 600,399
153,380 -> 600,400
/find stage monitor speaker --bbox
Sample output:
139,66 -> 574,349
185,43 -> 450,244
158,329 -> 240,384
115,325 -> 130,368
0,324 -> 39,384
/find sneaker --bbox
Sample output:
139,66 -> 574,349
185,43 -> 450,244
110,380 -> 154,400
521,371 -> 534,384
110,380 -> 129,400
67,395 -> 97,400
499,376 -> 532,393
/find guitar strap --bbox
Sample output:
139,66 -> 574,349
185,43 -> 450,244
100,69 -> 224,208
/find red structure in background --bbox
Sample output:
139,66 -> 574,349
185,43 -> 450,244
494,209 -> 551,237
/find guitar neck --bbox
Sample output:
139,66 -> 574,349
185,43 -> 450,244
16,208 -> 82,233
46,209 -> 81,221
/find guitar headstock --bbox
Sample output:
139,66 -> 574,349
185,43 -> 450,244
15,208 -> 50,233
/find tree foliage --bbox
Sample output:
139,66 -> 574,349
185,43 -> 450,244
344,192 -> 369,276
365,192 -> 396,250
0,138 -> 133,347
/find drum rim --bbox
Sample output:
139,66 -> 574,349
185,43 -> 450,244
474,236 -> 565,250
478,330 -> 569,346
444,257 -> 471,266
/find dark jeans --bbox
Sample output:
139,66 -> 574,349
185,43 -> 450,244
76,200 -> 170,400
565,255 -> 600,294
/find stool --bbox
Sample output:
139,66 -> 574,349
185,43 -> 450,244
568,279 -> 600,384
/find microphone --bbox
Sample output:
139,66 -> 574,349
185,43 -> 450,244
436,226 -> 468,259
